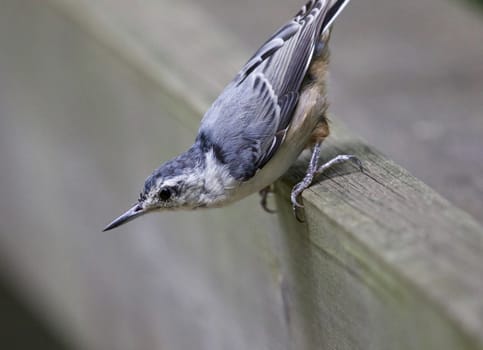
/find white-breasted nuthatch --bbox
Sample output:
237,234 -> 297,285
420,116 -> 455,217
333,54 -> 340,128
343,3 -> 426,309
104,0 -> 361,231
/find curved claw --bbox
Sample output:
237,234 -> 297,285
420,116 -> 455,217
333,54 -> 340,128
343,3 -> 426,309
261,200 -> 277,214
291,187 -> 306,223
290,184 -> 306,209
293,206 -> 306,223
259,186 -> 277,214
348,155 -> 364,172
291,194 -> 304,208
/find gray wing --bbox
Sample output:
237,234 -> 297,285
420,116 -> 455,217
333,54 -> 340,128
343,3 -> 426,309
198,0 -> 350,181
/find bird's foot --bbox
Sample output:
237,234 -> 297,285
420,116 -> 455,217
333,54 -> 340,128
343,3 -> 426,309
290,142 -> 323,221
259,185 -> 277,213
291,143 -> 362,222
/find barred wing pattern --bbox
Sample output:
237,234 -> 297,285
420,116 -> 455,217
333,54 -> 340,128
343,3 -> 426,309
198,0 -> 350,181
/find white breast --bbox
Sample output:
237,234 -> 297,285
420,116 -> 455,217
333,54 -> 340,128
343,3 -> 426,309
221,87 -> 324,205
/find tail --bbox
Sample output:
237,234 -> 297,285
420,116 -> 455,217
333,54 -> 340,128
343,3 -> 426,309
296,0 -> 351,35
307,0 -> 350,59
321,0 -> 351,33
303,1 -> 350,110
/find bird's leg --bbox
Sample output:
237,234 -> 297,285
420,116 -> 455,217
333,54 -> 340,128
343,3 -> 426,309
291,141 -> 323,209
259,185 -> 276,213
291,142 -> 362,220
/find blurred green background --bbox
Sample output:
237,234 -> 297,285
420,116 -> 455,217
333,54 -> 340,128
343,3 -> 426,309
466,0 -> 483,8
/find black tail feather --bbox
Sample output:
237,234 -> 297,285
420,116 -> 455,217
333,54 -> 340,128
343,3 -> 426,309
321,0 -> 351,32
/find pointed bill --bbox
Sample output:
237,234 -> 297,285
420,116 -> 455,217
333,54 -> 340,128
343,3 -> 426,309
103,203 -> 146,231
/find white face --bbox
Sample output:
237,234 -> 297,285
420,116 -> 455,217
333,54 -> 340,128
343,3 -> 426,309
142,151 -> 237,211
141,174 -> 197,211
103,150 -> 238,231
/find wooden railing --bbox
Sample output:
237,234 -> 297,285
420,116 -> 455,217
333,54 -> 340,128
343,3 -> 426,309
1,0 -> 482,349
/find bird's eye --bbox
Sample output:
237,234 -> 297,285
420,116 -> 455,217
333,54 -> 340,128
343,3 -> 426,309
158,187 -> 172,201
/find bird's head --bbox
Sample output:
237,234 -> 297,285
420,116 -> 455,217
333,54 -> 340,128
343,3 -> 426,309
103,145 -> 233,231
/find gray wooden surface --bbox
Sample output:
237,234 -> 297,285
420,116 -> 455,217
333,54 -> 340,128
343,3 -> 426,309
277,130 -> 483,349
0,0 -> 483,349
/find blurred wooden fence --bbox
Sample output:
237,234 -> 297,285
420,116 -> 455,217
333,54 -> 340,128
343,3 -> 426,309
1,0 -> 483,349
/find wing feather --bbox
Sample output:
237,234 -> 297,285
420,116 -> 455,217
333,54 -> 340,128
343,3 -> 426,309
198,0 -> 351,181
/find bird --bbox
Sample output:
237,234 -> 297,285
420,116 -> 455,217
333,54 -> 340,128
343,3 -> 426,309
103,0 -> 361,231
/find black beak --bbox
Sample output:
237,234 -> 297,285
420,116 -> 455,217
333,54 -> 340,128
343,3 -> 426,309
103,203 -> 146,231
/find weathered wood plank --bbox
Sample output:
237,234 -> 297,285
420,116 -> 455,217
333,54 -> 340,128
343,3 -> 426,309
1,0 -> 482,349
275,125 -> 483,348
